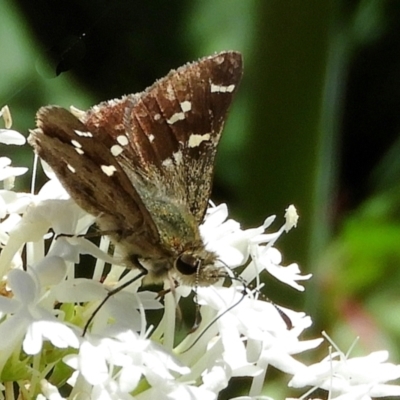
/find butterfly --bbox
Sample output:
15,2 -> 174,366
29,51 -> 243,287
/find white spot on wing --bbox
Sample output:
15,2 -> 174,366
74,130 -> 93,138
180,101 -> 192,112
111,145 -> 123,157
154,113 -> 161,121
75,148 -> 84,155
67,164 -> 76,173
166,101 -> 193,125
71,139 -> 82,148
148,134 -> 155,143
167,112 -> 185,125
188,133 -> 211,148
116,135 -> 129,146
210,83 -> 235,93
101,165 -> 117,176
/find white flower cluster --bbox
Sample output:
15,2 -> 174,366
1,108 -> 400,399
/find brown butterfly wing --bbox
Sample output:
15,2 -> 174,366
30,106 -> 160,247
84,51 -> 243,223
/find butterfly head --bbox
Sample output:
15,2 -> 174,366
174,246 -> 225,287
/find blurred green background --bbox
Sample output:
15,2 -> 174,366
2,0 -> 400,398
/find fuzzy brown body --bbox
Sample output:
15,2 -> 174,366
29,51 -> 243,286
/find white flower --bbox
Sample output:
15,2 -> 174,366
1,105 -> 400,400
0,134 -> 346,398
55,276 -> 162,333
250,246 -> 312,291
64,329 -> 192,400
0,269 -> 79,359
190,286 -> 321,376
200,203 -> 254,267
0,107 -> 28,189
200,203 -> 312,292
290,347 -> 400,399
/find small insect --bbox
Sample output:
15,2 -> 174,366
29,51 -> 243,289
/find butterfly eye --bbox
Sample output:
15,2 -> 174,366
175,253 -> 200,275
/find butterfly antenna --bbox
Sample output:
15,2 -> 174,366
183,261 -> 293,352
189,260 -> 203,333
182,279 -> 248,353
223,261 -> 293,330
183,259 -> 249,352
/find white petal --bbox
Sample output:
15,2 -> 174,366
370,384 -> 400,397
0,157 -> 10,168
24,320 -> 79,354
38,178 -> 70,200
55,278 -> 106,303
0,129 -> 26,145
0,315 -> 29,350
40,379 -> 65,400
79,341 -> 109,385
8,269 -> 38,303
203,204 -> 228,228
33,256 -> 67,286
24,321 -> 44,354
118,364 -> 142,392
0,166 -> 28,180
201,363 -> 230,393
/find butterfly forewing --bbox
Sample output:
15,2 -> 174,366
161,62 -> 219,221
84,52 -> 243,222
139,52 -> 243,221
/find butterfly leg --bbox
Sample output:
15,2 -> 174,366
82,256 -> 148,336
55,228 -> 125,240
